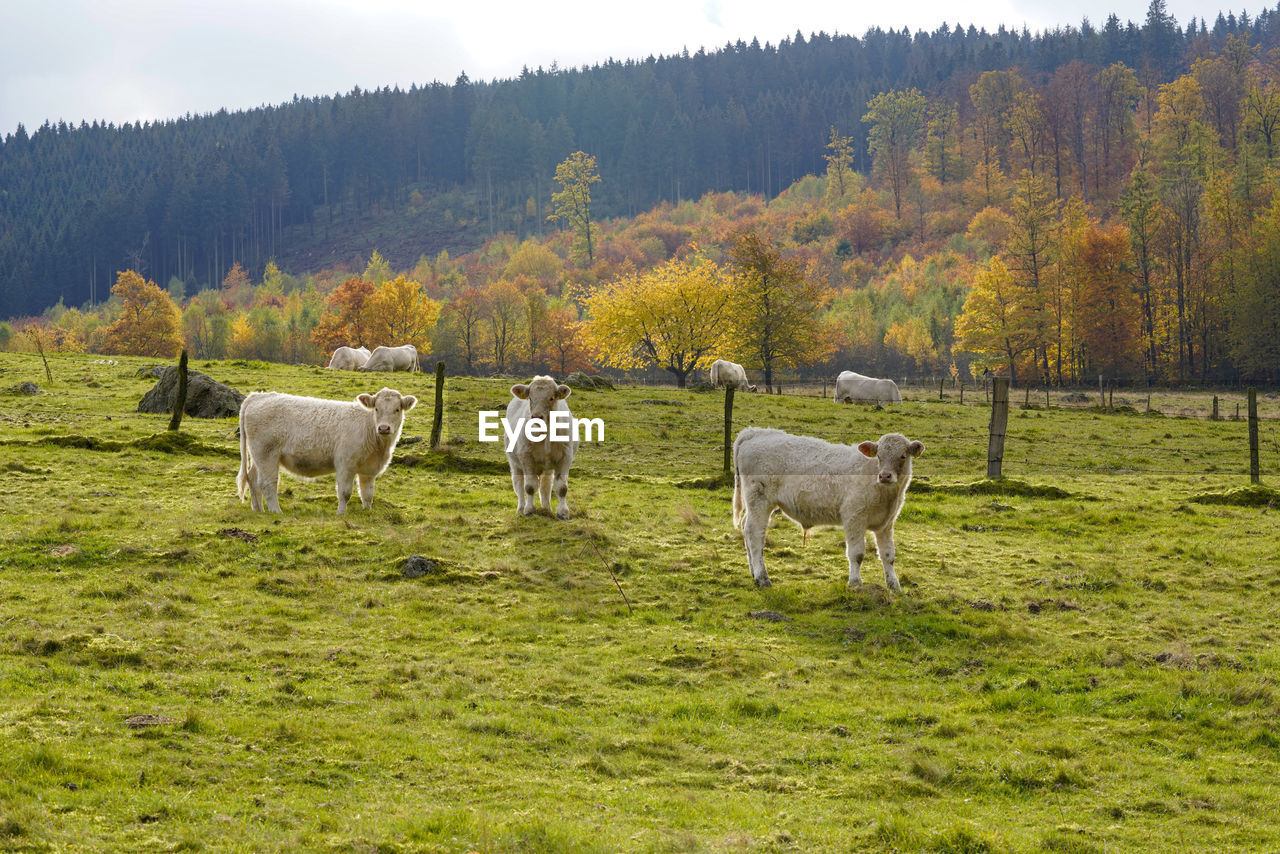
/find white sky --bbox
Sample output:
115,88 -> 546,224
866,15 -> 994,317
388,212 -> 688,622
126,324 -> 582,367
0,0 -> 1251,136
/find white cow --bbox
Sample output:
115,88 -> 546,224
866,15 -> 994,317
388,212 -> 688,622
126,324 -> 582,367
710,359 -> 757,392
360,344 -> 419,372
505,375 -> 578,519
835,370 -> 901,404
237,387 -> 417,514
327,346 -> 371,370
732,427 -> 924,590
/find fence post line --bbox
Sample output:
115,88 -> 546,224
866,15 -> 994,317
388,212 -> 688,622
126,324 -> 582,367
1249,388 -> 1260,484
430,361 -> 445,449
987,377 -> 1010,479
168,349 -> 188,432
723,386 -> 735,476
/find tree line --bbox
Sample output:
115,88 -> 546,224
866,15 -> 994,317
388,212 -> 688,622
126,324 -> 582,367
3,1 -> 1278,321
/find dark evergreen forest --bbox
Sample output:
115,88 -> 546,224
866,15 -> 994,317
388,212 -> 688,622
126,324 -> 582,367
2,3 -> 1278,319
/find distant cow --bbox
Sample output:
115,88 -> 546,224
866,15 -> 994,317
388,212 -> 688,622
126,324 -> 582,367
732,427 -> 924,590
360,345 -> 419,372
710,359 -> 757,392
237,387 -> 417,514
835,370 -> 901,404
506,375 -> 578,519
327,346 -> 371,370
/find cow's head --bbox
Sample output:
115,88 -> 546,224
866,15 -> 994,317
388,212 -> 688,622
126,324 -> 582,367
748,384 -> 758,393
511,375 -> 571,424
357,387 -> 417,436
857,433 -> 924,484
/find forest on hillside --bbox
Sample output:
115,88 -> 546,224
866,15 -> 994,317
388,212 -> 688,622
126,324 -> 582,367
3,1 -> 1279,321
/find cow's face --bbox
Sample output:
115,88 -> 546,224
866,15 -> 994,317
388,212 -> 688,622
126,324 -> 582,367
857,433 -> 924,484
511,376 -> 570,424
358,388 -> 417,436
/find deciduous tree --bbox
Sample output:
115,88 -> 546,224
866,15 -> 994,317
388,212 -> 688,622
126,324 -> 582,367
585,257 -> 736,387
102,270 -> 183,357
549,151 -> 601,265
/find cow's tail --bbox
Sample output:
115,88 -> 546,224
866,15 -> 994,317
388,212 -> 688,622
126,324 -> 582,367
731,433 -> 745,530
236,413 -> 251,503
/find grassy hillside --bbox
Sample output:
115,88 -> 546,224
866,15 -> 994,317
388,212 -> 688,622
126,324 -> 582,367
1,352 -> 1279,852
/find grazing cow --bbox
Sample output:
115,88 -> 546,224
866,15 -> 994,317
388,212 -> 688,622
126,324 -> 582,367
732,427 -> 924,590
360,344 -> 419,372
506,375 -> 578,519
835,370 -> 901,404
710,359 -> 757,392
237,387 -> 416,514
327,346 -> 371,370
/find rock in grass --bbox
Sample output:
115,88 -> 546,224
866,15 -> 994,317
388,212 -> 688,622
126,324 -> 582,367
748,610 -> 790,622
402,555 -> 438,579
137,366 -> 244,419
9,382 -> 40,395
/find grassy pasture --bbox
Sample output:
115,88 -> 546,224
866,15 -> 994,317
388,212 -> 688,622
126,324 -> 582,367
1,351 -> 1279,853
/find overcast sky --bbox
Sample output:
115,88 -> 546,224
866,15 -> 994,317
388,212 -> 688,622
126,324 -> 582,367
0,0 -> 1247,136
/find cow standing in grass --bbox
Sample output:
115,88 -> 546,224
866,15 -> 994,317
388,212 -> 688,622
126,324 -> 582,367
505,376 -> 578,519
360,345 -> 419,372
732,427 -> 924,589
834,370 -> 901,404
327,346 -> 371,370
710,359 -> 757,392
237,388 -> 416,514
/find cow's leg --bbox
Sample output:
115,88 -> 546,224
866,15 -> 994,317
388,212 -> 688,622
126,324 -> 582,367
257,455 -> 282,513
874,525 -> 900,591
843,516 -> 868,587
740,496 -> 771,587
357,472 -> 376,510
520,472 -> 538,515
538,470 -> 552,512
552,465 -> 570,520
509,465 -> 524,514
335,467 -> 355,515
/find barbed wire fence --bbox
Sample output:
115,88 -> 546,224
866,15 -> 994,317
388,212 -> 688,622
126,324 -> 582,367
423,367 -> 1276,487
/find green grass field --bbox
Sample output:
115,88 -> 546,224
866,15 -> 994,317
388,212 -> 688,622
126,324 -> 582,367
1,352 -> 1279,853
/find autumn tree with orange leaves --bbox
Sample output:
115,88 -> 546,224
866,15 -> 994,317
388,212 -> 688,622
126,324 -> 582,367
102,270 -> 183,357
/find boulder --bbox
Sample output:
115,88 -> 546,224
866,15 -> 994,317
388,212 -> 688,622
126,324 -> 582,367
9,382 -> 40,395
137,366 -> 244,419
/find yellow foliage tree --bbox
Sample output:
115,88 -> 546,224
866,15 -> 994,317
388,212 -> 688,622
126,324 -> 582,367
585,257 -> 736,387
955,257 -> 1035,383
102,270 -> 183,357
364,275 -> 441,353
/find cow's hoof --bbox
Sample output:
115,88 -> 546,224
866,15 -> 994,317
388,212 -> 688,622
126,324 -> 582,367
556,510 -> 570,520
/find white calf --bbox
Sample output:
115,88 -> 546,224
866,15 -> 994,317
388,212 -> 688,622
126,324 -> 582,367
710,359 -> 757,392
237,388 -> 416,514
327,346 -> 371,370
835,370 -> 901,404
361,344 -> 419,372
732,427 -> 923,589
506,375 -> 578,519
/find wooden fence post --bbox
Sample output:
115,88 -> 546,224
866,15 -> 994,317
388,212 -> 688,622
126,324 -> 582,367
1249,388 -> 1260,484
1212,395 -> 1219,421
723,386 -> 735,476
1045,388 -> 1050,409
939,377 -> 945,400
430,361 -> 445,449
987,377 -> 1010,479
959,382 -> 964,405
1098,374 -> 1104,407
167,350 -> 188,432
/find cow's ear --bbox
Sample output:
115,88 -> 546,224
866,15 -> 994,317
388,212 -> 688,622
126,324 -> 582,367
857,441 -> 878,458
357,393 -> 375,409
555,384 -> 572,400
511,384 -> 530,399
908,440 -> 924,458
400,395 -> 417,411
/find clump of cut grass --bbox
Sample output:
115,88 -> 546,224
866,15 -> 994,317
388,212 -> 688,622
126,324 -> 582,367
1190,483 -> 1280,507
